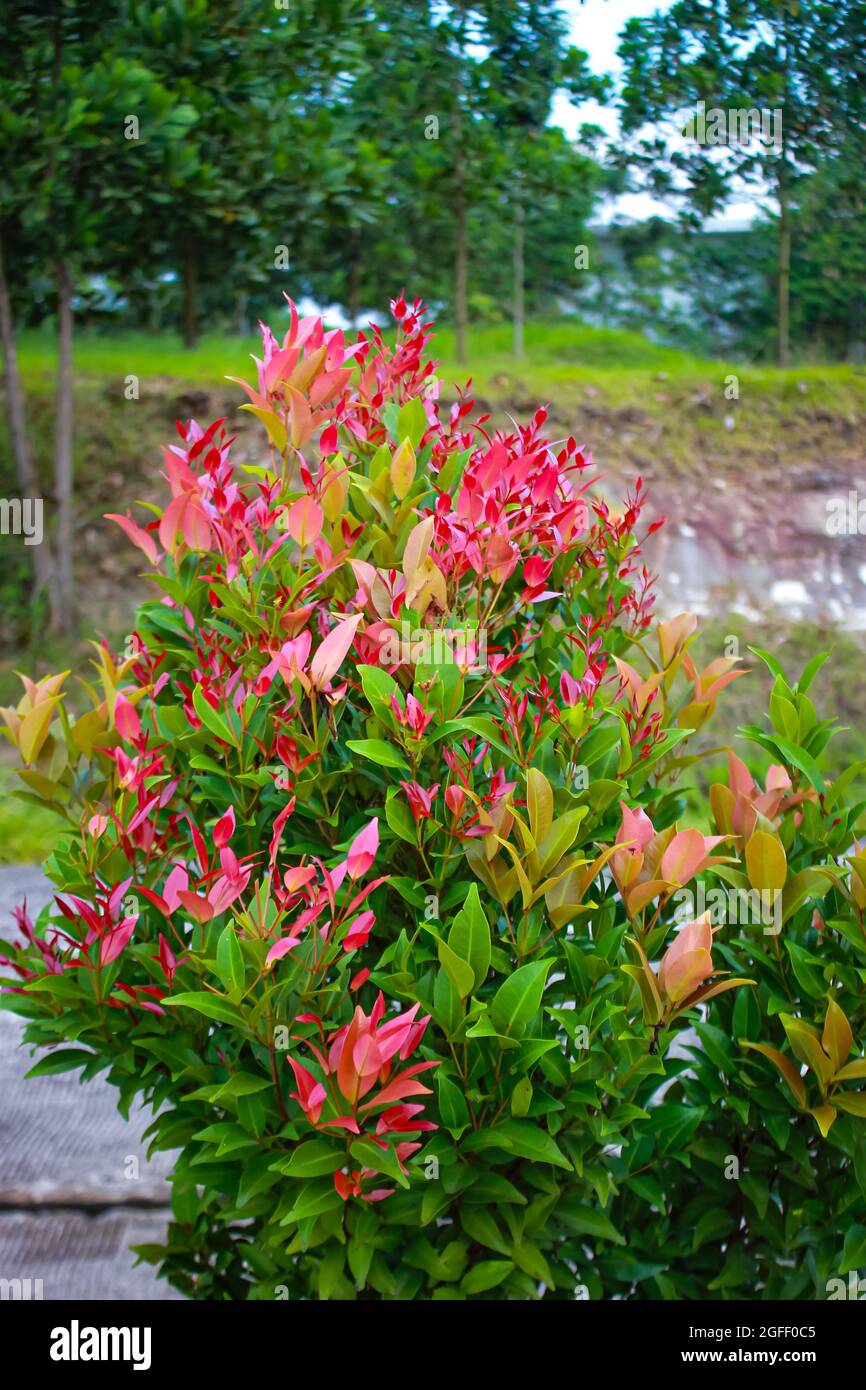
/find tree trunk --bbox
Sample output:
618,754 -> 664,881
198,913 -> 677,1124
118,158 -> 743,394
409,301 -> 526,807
0,229 -> 57,607
53,258 -> 76,635
454,183 -> 468,365
182,244 -> 199,349
513,195 -> 525,359
777,176 -> 791,368
452,10 -> 468,365
235,291 -> 250,338
776,14 -> 791,370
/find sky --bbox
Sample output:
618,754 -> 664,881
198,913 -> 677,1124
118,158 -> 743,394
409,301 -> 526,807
553,0 -> 761,227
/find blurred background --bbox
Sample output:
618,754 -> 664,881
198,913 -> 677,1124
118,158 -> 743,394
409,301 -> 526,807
1,0 -> 865,1296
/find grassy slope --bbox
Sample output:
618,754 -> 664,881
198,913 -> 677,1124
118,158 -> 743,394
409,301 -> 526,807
17,319 -> 866,405
17,320 -> 865,483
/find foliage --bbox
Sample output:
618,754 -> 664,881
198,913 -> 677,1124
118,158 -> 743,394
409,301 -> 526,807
2,299 -> 866,1300
3,1 -> 864,358
614,0 -> 866,362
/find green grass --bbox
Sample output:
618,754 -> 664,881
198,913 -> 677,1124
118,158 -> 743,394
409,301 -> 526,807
16,319 -> 866,412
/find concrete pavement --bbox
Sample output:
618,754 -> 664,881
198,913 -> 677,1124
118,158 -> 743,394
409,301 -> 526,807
0,865 -> 181,1300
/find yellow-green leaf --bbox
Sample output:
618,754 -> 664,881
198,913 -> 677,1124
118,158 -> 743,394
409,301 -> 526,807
19,697 -> 60,765
526,768 -> 554,846
832,1092 -> 866,1117
807,1104 -> 837,1137
239,403 -> 287,452
823,998 -> 853,1073
745,831 -> 787,892
780,1013 -> 834,1086
741,1040 -> 806,1107
390,437 -> 416,500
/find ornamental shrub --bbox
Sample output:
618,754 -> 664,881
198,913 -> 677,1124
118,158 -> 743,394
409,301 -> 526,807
3,297 -> 866,1301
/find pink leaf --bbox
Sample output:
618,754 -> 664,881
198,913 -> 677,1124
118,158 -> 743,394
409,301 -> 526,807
287,495 -> 324,547
114,692 -> 141,742
310,612 -> 362,689
99,916 -> 137,967
162,866 -> 189,913
265,936 -> 301,966
213,806 -> 236,849
105,513 -> 159,565
347,818 -> 379,880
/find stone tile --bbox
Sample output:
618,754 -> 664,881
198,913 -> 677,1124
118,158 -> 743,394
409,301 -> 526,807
0,1211 -> 183,1300
0,867 -> 182,1301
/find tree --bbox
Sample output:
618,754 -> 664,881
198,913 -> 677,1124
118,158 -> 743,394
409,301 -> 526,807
789,142 -> 866,358
124,0 -> 364,347
310,3 -> 604,356
482,1 -> 607,355
1,3 -> 203,630
0,0 -> 359,632
615,0 -> 866,365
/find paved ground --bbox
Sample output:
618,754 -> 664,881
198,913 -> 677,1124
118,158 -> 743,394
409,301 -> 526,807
0,865 -> 181,1300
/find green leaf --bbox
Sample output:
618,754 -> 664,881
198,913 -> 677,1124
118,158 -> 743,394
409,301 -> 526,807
740,1173 -> 770,1221
460,1207 -> 511,1256
385,788 -> 417,845
692,1209 -> 736,1251
797,651 -> 829,693
769,690 -> 799,741
162,991 -> 246,1026
212,1072 -> 271,1101
747,646 -> 787,681
192,684 -> 236,747
318,1247 -> 346,1300
397,396 -> 429,450
782,867 -> 835,923
358,664 -> 400,717
437,1072 -> 470,1136
490,959 -> 552,1037
345,738 -> 409,771
737,725 -> 825,795
512,1240 -> 552,1285
557,1202 -> 626,1245
280,1183 -> 344,1225
433,967 -> 465,1038
840,1223 -> 866,1274
350,1138 -> 411,1188
461,1260 -> 514,1294
780,1013 -> 834,1085
215,926 -> 245,996
462,1173 -> 527,1205
24,1048 -> 95,1078
645,1103 -> 706,1154
270,1140 -> 344,1178
834,1092 -> 866,1117
488,1119 -> 571,1170
437,936 -> 475,999
511,1076 -> 533,1117
448,883 -> 491,990
536,807 -> 587,876
783,940 -> 825,999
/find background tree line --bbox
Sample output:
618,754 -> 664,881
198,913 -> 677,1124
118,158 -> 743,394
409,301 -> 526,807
1,0 -> 865,633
